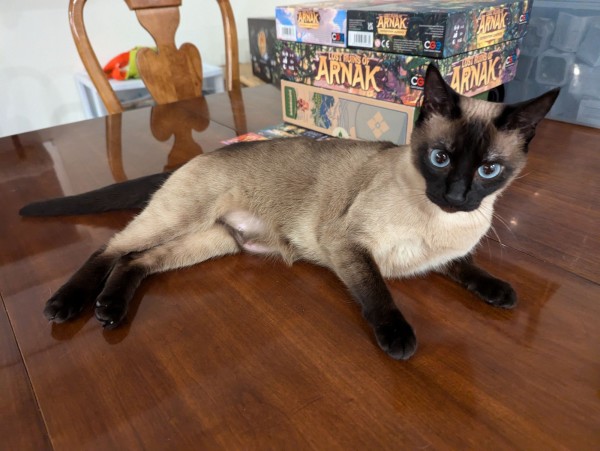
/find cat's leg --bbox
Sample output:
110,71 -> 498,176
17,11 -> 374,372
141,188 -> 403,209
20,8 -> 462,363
94,225 -> 240,327
441,254 -> 517,308
44,179 -> 221,323
329,245 -> 417,360
44,225 -> 194,324
43,247 -> 118,322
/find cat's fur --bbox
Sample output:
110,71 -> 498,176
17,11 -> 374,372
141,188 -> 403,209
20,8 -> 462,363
25,65 -> 558,360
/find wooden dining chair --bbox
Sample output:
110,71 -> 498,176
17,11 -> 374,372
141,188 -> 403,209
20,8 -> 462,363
69,0 -> 241,114
70,0 -> 247,181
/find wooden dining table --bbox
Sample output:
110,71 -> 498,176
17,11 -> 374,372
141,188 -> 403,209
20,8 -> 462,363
1,84 -> 599,450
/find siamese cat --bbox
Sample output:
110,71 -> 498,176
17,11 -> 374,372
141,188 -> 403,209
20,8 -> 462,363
21,65 -> 559,360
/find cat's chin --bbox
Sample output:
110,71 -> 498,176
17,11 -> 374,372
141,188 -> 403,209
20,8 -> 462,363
426,193 -> 480,214
439,205 -> 461,213
439,204 -> 481,214
438,203 -> 481,213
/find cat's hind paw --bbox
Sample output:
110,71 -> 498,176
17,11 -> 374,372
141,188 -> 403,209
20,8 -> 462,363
472,278 -> 517,309
43,288 -> 89,323
373,311 -> 417,360
95,297 -> 128,329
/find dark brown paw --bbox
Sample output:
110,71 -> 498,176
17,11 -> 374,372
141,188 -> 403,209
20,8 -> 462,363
471,278 -> 517,309
95,297 -> 128,329
43,287 -> 89,323
373,311 -> 417,360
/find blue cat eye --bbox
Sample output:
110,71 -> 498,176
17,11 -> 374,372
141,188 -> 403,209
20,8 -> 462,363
429,148 -> 450,168
478,163 -> 502,179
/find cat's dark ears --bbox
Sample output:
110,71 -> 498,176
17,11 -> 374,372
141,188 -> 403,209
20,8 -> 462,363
419,63 -> 560,147
418,64 -> 461,122
494,88 -> 560,146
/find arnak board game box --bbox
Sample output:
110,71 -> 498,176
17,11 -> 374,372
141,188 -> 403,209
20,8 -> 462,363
281,79 -> 415,144
248,18 -> 277,83
347,0 -> 532,58
276,1 -> 349,48
276,0 -> 531,57
276,38 -> 521,107
276,1 -> 397,48
221,123 -> 329,146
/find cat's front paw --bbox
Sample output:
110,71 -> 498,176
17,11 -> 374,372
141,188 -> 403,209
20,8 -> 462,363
95,297 -> 128,329
372,311 -> 417,360
43,286 -> 90,323
472,277 -> 517,309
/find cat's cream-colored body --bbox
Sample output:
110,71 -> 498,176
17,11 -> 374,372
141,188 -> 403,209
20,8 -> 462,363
106,138 -> 495,279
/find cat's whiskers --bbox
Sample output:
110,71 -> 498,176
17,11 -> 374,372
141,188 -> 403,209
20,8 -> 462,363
404,194 -> 432,211
471,205 -> 499,241
487,223 -> 503,247
402,191 -> 429,201
513,171 -> 532,181
403,193 -> 428,200
402,188 -> 427,195
472,206 -> 503,258
491,211 -> 515,236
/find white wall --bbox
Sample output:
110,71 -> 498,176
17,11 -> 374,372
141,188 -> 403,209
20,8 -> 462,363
0,0 -> 297,138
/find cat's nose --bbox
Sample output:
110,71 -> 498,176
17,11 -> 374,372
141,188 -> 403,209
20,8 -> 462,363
445,180 -> 467,205
444,192 -> 466,205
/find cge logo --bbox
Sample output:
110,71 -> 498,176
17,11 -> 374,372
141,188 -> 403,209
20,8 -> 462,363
331,32 -> 345,43
505,51 -> 518,66
519,12 -> 529,23
410,75 -> 425,88
424,40 -> 442,51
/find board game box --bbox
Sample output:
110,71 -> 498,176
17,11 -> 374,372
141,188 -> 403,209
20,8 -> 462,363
276,1 -> 396,48
347,0 -> 532,57
276,0 -> 531,58
221,123 -> 329,145
281,79 -> 415,144
276,37 -> 521,106
248,18 -> 278,83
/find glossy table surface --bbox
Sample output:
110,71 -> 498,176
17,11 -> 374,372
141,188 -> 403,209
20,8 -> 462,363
1,85 -> 599,450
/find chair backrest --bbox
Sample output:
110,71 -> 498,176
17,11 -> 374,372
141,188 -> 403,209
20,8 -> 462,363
105,96 -> 210,181
69,0 -> 240,114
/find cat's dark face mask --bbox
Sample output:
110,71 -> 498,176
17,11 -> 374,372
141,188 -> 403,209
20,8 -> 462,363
410,64 -> 559,213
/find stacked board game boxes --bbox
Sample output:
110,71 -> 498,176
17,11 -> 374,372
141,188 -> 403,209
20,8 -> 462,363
275,0 -> 532,144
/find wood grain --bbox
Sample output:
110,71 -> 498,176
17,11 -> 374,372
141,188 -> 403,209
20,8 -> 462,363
1,87 -> 599,449
217,0 -> 241,92
69,0 -> 123,114
135,7 -> 204,104
0,138 -> 53,451
206,84 -> 284,133
493,120 -> 600,283
125,0 -> 181,9
0,294 -> 52,451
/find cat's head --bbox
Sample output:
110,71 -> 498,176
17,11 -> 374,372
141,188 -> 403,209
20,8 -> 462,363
411,64 -> 559,213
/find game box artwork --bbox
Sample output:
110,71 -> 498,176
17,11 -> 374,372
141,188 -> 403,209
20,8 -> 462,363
347,0 -> 532,57
221,123 -> 329,146
276,1 -> 397,47
248,18 -> 277,83
276,38 -> 521,107
276,0 -> 531,57
281,80 -> 415,144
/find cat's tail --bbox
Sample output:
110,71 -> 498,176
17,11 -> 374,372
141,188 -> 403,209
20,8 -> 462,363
19,172 -> 172,217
